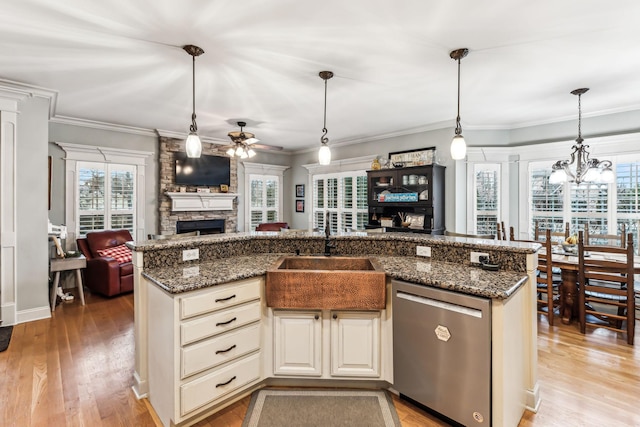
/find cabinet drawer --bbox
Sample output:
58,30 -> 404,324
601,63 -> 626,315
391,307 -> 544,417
181,323 -> 261,379
180,278 -> 261,320
180,352 -> 261,417
181,301 -> 261,346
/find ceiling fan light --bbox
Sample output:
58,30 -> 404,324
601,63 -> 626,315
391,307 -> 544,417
319,144 -> 331,165
185,133 -> 202,158
235,145 -> 244,156
247,148 -> 257,158
226,147 -> 235,157
450,135 -> 466,160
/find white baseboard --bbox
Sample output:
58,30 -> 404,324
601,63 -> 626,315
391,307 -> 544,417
16,305 -> 51,324
1,302 -> 16,326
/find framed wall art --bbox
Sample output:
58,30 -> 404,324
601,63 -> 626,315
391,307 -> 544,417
296,184 -> 305,197
296,199 -> 305,213
389,147 -> 436,167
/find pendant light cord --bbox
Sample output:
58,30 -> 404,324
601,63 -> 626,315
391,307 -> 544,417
321,77 -> 329,144
455,57 -> 462,135
190,54 -> 198,133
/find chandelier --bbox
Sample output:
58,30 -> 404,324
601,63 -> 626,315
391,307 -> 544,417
183,45 -> 204,158
226,121 -> 257,159
549,88 -> 613,185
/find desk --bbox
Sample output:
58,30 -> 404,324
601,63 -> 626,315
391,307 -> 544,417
50,255 -> 86,311
543,249 -> 640,324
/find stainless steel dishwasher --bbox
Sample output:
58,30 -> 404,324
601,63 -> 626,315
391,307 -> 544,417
392,279 -> 491,426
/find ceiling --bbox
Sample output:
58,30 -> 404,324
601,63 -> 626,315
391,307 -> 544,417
2,0 -> 640,152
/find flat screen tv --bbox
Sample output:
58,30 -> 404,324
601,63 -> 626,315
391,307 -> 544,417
175,153 -> 231,186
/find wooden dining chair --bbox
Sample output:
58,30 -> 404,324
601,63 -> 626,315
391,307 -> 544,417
534,220 -> 569,244
511,227 -> 558,325
496,221 -> 507,240
577,231 -> 635,345
584,223 -> 626,247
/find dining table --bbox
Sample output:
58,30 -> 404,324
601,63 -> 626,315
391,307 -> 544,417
541,246 -> 640,325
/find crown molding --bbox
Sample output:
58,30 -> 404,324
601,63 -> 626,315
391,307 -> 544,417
0,78 -> 58,118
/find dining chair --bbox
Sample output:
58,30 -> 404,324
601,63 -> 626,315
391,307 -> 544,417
511,227 -> 558,325
577,230 -> 635,345
584,223 -> 626,247
496,221 -> 507,240
534,220 -> 569,244
444,230 -> 495,239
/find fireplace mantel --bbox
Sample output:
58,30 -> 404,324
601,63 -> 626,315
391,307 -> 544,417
166,192 -> 238,212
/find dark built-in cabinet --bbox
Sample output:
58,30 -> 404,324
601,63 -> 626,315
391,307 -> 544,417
366,165 -> 445,234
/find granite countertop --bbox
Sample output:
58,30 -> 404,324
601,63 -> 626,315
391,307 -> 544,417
142,253 -> 528,300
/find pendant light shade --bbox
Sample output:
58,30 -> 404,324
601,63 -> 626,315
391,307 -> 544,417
183,45 -> 204,158
318,71 -> 334,165
450,48 -> 469,160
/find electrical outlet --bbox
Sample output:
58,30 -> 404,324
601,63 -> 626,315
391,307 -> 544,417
470,251 -> 489,264
182,248 -> 199,261
416,246 -> 431,257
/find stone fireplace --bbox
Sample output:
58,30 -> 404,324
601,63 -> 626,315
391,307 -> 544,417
158,136 -> 238,234
177,219 -> 225,235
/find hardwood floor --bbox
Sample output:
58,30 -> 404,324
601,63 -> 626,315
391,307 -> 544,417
1,292 -> 638,427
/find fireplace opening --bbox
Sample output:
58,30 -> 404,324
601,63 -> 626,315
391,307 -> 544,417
177,219 -> 225,235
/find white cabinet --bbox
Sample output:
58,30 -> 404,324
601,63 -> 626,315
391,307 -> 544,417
330,311 -> 380,377
147,277 -> 263,427
272,309 -> 381,379
273,310 -> 322,376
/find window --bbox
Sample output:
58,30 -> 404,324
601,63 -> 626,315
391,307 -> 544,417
58,142 -> 151,242
312,172 -> 368,233
528,158 -> 640,250
77,162 -> 135,235
473,164 -> 500,235
243,163 -> 288,231
249,174 -> 279,230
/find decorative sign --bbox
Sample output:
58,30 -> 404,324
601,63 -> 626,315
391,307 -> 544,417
389,147 -> 436,167
378,192 -> 418,202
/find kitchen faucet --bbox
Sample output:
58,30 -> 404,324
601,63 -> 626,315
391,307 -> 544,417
324,215 -> 335,256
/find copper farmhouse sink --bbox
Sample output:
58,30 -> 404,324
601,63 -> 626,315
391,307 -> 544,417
266,256 -> 387,310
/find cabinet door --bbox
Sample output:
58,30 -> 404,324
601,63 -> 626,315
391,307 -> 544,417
330,311 -> 380,377
273,310 -> 322,376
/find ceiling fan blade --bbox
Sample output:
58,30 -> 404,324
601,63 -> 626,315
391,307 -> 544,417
244,137 -> 260,144
252,143 -> 283,151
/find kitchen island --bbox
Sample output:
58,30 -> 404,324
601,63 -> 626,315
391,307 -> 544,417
129,232 -> 541,427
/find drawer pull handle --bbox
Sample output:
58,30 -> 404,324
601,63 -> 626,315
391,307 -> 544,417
216,317 -> 237,327
215,376 -> 236,388
215,344 -> 237,354
215,294 -> 236,303
314,315 -> 319,320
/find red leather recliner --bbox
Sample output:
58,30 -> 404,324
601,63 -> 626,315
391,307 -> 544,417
255,222 -> 289,231
77,229 -> 134,297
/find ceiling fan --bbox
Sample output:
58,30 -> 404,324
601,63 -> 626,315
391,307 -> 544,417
222,121 -> 282,158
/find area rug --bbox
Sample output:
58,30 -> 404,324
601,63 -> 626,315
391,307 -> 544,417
241,389 -> 401,427
0,325 -> 13,352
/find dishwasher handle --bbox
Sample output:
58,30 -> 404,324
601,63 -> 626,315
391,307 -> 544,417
396,290 -> 483,318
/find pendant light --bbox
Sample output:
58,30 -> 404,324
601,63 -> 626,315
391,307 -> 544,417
183,45 -> 204,158
549,88 -> 613,184
318,71 -> 334,165
450,48 -> 469,160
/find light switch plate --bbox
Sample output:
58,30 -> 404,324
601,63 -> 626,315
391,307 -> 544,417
416,246 -> 431,257
182,248 -> 199,261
